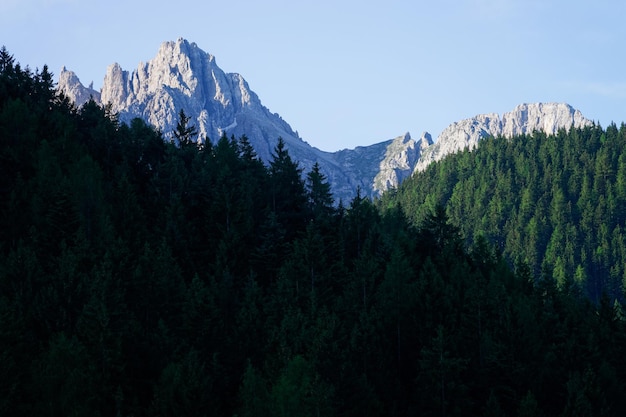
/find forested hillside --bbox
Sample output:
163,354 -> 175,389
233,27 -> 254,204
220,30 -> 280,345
2,48 -> 626,416
382,122 -> 626,304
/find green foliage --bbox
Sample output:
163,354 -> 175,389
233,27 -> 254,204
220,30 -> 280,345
151,349 -> 214,417
237,361 -> 270,417
32,333 -> 97,416
269,355 -> 334,417
172,108 -> 198,148
388,123 -> 626,303
268,137 -> 307,239
306,161 -> 335,224
2,47 -> 626,417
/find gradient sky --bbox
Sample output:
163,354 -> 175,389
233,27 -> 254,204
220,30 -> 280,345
2,0 -> 625,151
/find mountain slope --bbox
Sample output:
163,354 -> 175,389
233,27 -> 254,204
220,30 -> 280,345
6,54 -> 626,416
385,121 -> 626,302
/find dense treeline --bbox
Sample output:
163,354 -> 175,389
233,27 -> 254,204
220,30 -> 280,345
382,122 -> 626,304
2,48 -> 626,416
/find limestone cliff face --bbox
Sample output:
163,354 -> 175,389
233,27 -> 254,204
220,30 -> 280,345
414,103 -> 593,172
501,103 -> 590,137
57,67 -> 100,105
90,39 -> 295,162
373,132 -> 432,195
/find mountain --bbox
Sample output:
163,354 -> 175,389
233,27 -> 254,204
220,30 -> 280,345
57,39 -> 593,201
7,55 -> 626,416
59,38 -> 425,203
57,67 -> 101,105
415,103 -> 592,172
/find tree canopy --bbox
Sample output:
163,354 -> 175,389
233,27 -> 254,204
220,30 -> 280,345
381,123 -> 626,304
2,47 -> 626,417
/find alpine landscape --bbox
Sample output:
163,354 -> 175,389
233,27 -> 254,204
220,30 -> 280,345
2,36 -> 626,416
58,39 -> 592,202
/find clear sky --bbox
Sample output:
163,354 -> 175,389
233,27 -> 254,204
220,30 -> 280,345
2,0 -> 625,151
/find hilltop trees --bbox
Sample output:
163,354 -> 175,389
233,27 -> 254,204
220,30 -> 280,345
384,123 -> 626,303
3,48 -> 626,416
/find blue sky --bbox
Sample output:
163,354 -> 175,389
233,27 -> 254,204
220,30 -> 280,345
2,0 -> 625,151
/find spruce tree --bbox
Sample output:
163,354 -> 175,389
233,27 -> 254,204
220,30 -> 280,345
268,137 -> 307,239
306,162 -> 334,222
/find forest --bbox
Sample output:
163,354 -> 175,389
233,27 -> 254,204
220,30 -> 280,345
381,120 -> 626,304
2,47 -> 626,416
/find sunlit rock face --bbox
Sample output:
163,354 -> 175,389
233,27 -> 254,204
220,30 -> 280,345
373,132 -> 432,195
58,67 -> 101,105
415,103 -> 593,173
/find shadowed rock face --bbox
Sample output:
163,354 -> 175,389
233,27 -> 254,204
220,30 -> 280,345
58,39 -> 592,202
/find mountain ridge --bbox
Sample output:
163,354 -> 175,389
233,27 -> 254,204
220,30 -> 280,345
415,102 -> 593,172
57,38 -> 593,201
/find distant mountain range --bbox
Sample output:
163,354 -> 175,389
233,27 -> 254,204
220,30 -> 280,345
58,38 -> 593,202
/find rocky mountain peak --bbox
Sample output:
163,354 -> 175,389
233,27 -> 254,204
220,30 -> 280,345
414,102 -> 593,172
140,39 -> 215,103
419,132 -> 433,151
501,102 -> 588,137
58,67 -> 100,105
87,39 -> 270,150
100,63 -> 130,110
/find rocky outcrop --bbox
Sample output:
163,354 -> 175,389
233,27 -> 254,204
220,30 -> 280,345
57,67 -> 100,105
414,103 -> 593,172
373,132 -> 432,194
501,102 -> 590,137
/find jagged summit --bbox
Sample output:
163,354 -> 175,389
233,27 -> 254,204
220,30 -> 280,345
502,102 -> 589,137
58,67 -> 100,105
98,38 -> 276,151
59,38 -> 314,160
57,39 -> 593,201
58,38 -> 392,202
415,102 -> 593,172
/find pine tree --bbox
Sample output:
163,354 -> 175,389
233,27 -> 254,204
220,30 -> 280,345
306,162 -> 334,222
172,108 -> 198,147
268,138 -> 307,239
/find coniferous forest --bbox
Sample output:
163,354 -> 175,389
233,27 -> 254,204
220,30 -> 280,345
382,119 -> 626,304
2,48 -> 626,416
